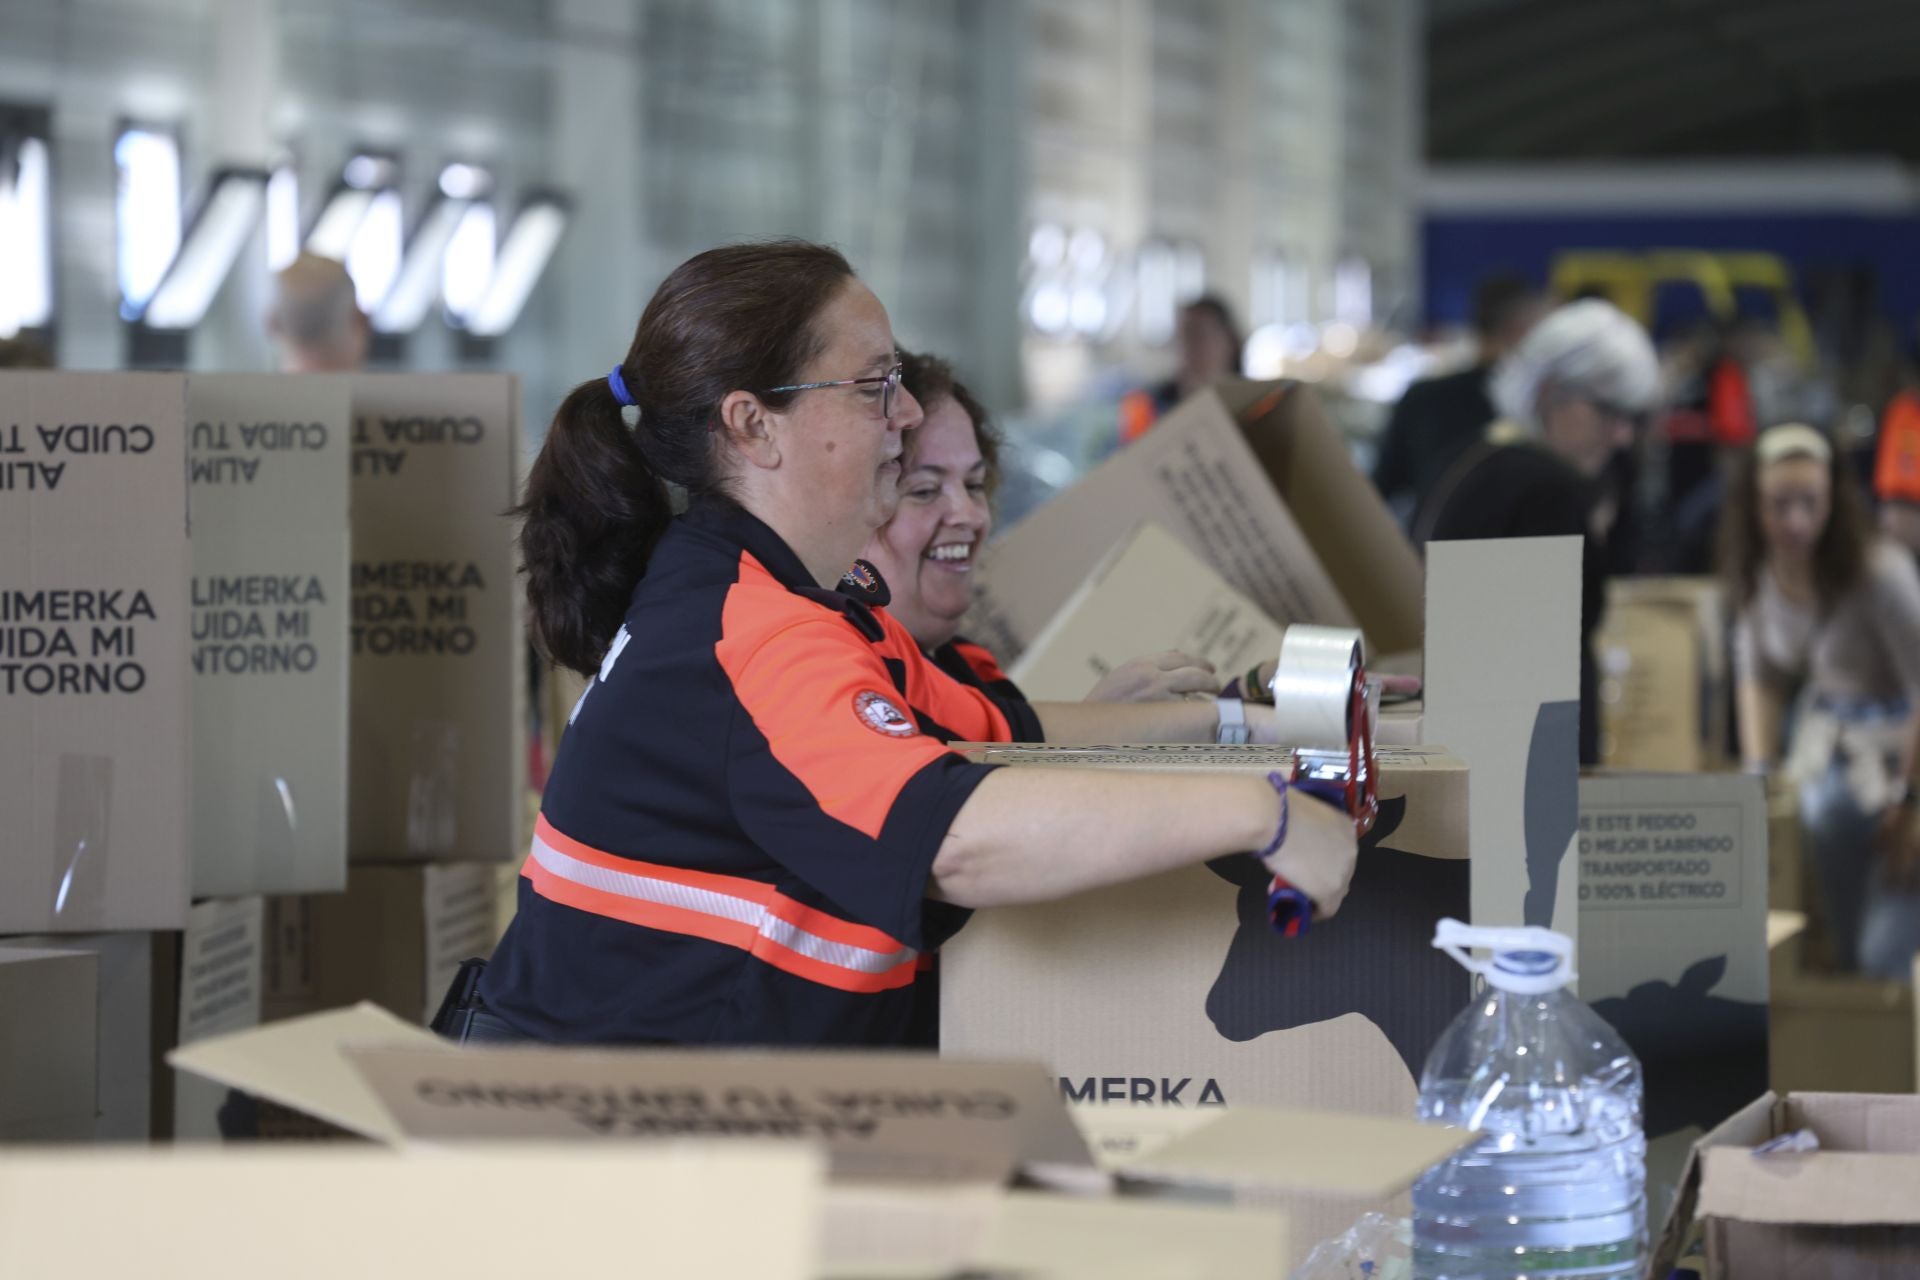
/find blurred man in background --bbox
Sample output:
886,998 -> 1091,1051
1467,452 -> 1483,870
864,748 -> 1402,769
266,252 -> 368,373
1373,273 -> 1547,523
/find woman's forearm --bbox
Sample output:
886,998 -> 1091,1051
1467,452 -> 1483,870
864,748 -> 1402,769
1032,698 -> 1219,744
930,766 -> 1357,914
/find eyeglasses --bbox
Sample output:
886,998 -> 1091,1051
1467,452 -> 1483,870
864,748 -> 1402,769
762,362 -> 905,420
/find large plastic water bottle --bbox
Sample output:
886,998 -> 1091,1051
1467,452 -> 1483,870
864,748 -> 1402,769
1411,919 -> 1645,1280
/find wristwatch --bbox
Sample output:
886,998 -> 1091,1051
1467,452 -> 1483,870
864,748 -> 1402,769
1215,696 -> 1251,745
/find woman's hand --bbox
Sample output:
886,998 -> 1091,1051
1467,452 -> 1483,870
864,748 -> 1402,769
1085,651 -> 1220,703
1258,787 -> 1359,920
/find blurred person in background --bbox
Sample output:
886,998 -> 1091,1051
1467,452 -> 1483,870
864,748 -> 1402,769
266,252 -> 369,373
863,350 -> 1225,732
1372,273 -> 1547,524
1120,295 -> 1244,442
1723,424 -> 1920,980
1874,353 -> 1920,559
1414,299 -> 1663,765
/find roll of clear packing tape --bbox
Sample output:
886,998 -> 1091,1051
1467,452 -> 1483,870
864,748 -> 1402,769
1268,625 -> 1365,750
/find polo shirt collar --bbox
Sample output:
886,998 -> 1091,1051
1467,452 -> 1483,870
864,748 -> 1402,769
683,499 -> 892,609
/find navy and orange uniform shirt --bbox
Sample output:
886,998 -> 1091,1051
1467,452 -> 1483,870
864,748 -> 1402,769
481,500 -> 1021,1047
928,637 -> 1043,743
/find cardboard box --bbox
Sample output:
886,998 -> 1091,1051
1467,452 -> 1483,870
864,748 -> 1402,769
1655,1091 -> 1920,1279
0,945 -> 97,1141
4,931 -> 171,1140
173,1004 -> 1475,1277
1425,536 -> 1583,940
1769,973 -> 1916,1096
1,371 -> 191,932
1601,576 -> 1732,772
174,896 -> 265,1140
1578,774 -> 1770,1140
1596,601 -> 1702,772
0,1143 -> 825,1280
966,381 -> 1423,666
188,374 -> 351,896
939,742 -> 1469,1261
1577,772 -> 1770,1226
348,374 -> 522,863
272,862 -> 497,1026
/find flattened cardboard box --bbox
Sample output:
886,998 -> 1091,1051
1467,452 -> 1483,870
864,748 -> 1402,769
0,945 -> 98,1141
967,381 -> 1423,666
0,371 -> 191,932
348,374 -> 522,863
1577,772 -> 1769,1225
1655,1091 -> 1920,1280
939,743 -> 1469,1260
189,374 -> 350,896
1425,537 -> 1582,941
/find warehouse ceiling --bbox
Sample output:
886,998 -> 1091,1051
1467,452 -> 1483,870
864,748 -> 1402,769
1427,0 -> 1920,161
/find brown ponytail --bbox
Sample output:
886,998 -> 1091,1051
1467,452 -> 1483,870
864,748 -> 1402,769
515,239 -> 856,674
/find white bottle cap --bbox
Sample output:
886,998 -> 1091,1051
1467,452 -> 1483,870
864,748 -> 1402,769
1432,917 -> 1576,994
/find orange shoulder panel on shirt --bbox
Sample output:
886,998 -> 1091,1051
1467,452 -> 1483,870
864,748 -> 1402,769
715,553 -> 962,840
875,609 -> 1012,745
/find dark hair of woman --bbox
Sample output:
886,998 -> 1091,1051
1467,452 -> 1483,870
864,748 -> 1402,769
515,239 -> 855,675
1717,441 -> 1873,616
896,350 -> 1003,497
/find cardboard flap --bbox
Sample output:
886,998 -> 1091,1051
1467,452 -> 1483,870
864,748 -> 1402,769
1767,911 -> 1808,950
966,384 -> 1363,663
166,1001 -> 444,1143
1080,1105 -> 1474,1199
1229,380 -> 1425,655
1699,1148 -> 1920,1227
0,1143 -> 822,1279
343,1042 -> 1096,1184
1009,520 -> 1288,702
1781,1092 -> 1920,1154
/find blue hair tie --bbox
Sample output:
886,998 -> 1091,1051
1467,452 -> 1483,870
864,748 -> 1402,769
607,365 -> 635,408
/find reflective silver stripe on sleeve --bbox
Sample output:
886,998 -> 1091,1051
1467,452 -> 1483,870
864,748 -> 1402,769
529,835 -> 918,976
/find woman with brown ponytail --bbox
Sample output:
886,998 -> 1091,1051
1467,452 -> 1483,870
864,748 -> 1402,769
464,241 -> 1356,1047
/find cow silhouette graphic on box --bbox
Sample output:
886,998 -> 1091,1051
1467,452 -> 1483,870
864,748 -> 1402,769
1590,954 -> 1768,1138
1203,792 -> 1471,1076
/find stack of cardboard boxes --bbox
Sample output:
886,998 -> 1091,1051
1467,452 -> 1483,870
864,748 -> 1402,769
1,370 -> 523,1141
